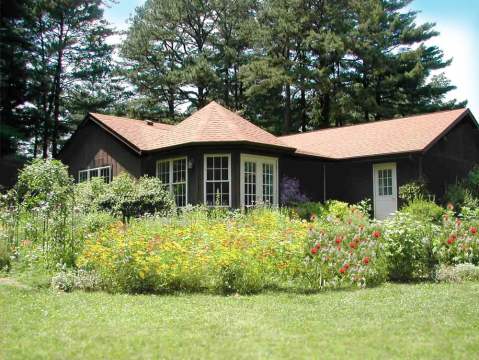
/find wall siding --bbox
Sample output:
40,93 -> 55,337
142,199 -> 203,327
60,121 -> 141,181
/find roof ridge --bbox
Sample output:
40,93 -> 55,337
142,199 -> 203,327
279,108 -> 468,139
89,112 -> 174,127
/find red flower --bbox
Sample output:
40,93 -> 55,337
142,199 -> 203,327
311,247 -> 318,255
372,230 -> 381,238
335,236 -> 342,244
470,226 -> 478,235
447,235 -> 456,245
447,203 -> 454,210
339,267 -> 346,274
315,243 -> 321,249
344,263 -> 350,270
337,246 -> 342,251
349,241 -> 357,249
363,256 -> 370,265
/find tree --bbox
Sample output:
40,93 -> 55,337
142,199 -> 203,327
0,0 -> 33,157
24,0 -> 115,158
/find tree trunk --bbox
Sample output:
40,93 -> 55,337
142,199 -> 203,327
51,16 -> 65,158
283,83 -> 291,134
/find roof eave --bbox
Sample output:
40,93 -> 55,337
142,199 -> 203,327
143,140 -> 297,154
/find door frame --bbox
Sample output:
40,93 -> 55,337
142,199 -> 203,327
372,162 -> 398,219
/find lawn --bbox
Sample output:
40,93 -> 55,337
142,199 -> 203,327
1,282 -> 478,359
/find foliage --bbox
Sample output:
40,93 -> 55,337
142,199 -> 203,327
305,210 -> 387,289
51,267 -> 101,292
402,199 -> 444,223
118,0 -> 463,134
291,202 -> 323,220
97,174 -> 175,222
399,181 -> 429,205
279,176 -> 309,205
382,212 -> 440,281
15,159 -> 74,210
435,263 -> 479,283
78,208 -> 310,294
435,213 -> 479,266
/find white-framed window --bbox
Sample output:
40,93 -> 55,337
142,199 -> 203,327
78,165 -> 111,183
156,157 -> 188,207
204,154 -> 231,207
240,154 -> 278,208
377,168 -> 393,196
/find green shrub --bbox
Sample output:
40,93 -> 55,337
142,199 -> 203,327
382,212 -> 440,281
402,199 -> 444,223
98,174 -> 175,222
399,180 -> 429,205
16,159 -> 74,211
445,183 -> 479,210
291,202 -> 323,220
75,177 -> 108,213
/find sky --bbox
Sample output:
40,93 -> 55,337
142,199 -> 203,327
102,0 -> 479,116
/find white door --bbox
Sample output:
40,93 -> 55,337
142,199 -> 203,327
240,154 -> 278,208
373,162 -> 397,220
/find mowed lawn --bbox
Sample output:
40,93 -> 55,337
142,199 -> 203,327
1,282 -> 478,359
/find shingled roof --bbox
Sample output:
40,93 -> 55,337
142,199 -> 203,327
280,108 -> 473,159
87,103 -> 474,159
89,101 -> 293,152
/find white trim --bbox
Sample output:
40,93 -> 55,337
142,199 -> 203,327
203,153 -> 232,207
155,156 -> 188,206
240,154 -> 279,208
78,165 -> 111,183
372,162 -> 397,219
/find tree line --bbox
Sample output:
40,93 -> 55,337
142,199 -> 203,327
0,0 -> 466,159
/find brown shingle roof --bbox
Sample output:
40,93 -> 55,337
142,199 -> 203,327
280,108 -> 472,159
89,105 -> 474,159
90,101 -> 293,152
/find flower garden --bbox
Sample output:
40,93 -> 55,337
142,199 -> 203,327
1,160 -> 479,295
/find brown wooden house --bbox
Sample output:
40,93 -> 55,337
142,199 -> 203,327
59,101 -> 479,219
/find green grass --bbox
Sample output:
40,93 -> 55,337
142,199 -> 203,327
1,282 -> 478,359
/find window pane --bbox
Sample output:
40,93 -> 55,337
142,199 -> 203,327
244,161 -> 256,206
205,155 -> 230,207
79,171 -> 88,183
89,169 -> 99,178
262,163 -> 274,204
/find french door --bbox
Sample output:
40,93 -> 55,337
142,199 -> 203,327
240,154 -> 278,208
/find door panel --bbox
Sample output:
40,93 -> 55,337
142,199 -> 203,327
373,163 -> 397,219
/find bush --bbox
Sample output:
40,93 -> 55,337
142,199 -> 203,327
435,263 -> 479,283
402,199 -> 444,223
16,159 -> 74,211
305,210 -> 387,289
98,174 -> 175,222
291,202 -> 323,220
436,213 -> 479,265
51,268 -> 102,292
399,180 -> 429,205
382,212 -> 439,281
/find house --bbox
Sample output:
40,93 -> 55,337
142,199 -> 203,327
59,101 -> 479,219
